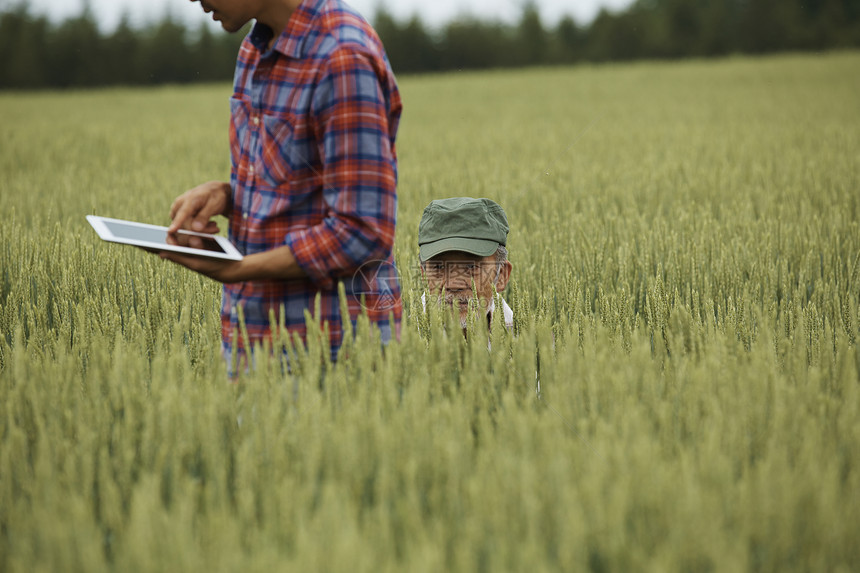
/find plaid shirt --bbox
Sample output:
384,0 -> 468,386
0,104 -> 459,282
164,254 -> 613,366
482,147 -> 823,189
223,0 -> 402,365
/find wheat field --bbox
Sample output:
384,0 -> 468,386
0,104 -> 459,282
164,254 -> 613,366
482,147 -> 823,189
1,52 -> 859,572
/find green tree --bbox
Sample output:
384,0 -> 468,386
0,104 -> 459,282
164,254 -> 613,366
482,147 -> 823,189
814,0 -> 860,47
554,15 -> 584,63
140,13 -> 191,84
400,16 -> 441,72
694,0 -> 735,56
192,23 -> 219,82
0,5 -> 50,88
371,7 -> 400,58
373,8 -> 441,73
518,1 -> 548,66
104,14 -> 141,85
585,8 -> 645,61
46,1 -> 104,87
440,18 -> 518,70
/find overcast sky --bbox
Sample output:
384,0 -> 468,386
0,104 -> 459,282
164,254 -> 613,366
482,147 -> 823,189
26,0 -> 636,31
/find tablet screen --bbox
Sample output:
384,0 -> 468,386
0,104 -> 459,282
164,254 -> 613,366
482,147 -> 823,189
102,220 -> 227,253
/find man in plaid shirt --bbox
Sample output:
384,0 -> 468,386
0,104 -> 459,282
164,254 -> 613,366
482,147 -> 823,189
163,0 -> 402,369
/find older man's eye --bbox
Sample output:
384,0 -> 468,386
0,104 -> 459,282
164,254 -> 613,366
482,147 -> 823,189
464,263 -> 478,274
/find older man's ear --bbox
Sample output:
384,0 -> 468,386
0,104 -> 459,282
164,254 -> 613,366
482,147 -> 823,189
494,260 -> 513,292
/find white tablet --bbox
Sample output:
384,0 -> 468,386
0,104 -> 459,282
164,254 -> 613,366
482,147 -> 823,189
86,215 -> 243,261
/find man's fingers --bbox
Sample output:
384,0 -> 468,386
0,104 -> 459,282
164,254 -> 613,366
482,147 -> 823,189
168,199 -> 201,233
169,182 -> 229,234
169,196 -> 182,222
160,251 -> 195,269
192,201 -> 225,231
159,250 -> 237,283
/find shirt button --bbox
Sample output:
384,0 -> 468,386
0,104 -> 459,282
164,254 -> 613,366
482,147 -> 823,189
249,165 -> 255,174
243,212 -> 249,219
253,116 -> 260,126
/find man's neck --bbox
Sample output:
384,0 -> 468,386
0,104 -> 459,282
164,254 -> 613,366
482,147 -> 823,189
258,0 -> 304,46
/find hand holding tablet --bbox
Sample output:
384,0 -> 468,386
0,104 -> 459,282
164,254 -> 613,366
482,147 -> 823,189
87,215 -> 243,261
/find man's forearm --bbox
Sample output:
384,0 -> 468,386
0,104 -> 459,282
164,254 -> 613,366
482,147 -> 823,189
235,245 -> 307,281
159,244 -> 306,283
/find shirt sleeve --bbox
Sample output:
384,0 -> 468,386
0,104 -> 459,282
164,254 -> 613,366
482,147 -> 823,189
283,47 -> 399,291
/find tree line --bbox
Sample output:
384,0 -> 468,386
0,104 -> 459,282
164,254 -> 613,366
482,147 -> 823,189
1,0 -> 859,89
0,4 -> 244,89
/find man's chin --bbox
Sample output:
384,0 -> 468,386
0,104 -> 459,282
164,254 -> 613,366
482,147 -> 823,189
443,300 -> 482,326
220,18 -> 249,34
430,294 -> 485,318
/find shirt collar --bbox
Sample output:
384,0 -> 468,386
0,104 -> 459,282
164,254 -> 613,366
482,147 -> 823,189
492,296 -> 515,328
249,0 -> 326,59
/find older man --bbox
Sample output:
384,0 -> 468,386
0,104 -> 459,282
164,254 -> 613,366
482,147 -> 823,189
418,197 -> 513,332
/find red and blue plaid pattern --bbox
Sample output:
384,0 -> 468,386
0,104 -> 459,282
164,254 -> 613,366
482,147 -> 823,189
223,0 -> 402,365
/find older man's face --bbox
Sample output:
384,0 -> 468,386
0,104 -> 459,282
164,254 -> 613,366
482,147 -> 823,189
422,250 -> 512,322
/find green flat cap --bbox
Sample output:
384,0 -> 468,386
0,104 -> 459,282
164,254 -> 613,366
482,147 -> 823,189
418,197 -> 509,262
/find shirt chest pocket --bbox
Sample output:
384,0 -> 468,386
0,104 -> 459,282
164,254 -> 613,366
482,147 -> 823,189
258,113 -> 317,189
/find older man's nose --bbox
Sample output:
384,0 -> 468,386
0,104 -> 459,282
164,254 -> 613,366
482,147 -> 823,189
444,279 -> 471,291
